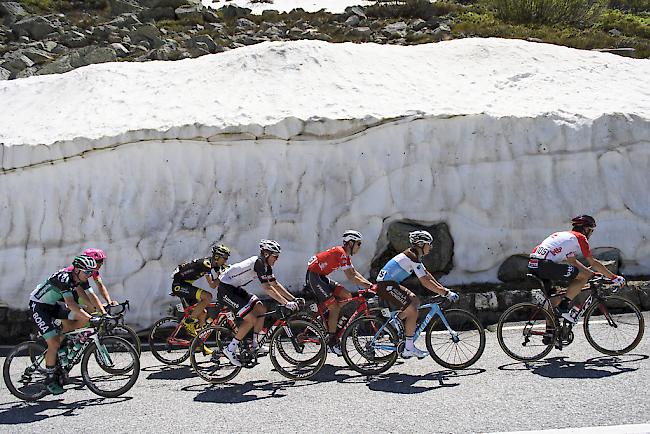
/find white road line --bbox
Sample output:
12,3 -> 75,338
489,423 -> 650,433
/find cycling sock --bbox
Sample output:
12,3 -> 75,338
227,338 -> 240,352
252,333 -> 259,348
405,336 -> 415,350
327,333 -> 337,345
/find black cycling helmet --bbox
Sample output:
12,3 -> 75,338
211,244 -> 231,259
571,215 -> 597,228
72,255 -> 97,271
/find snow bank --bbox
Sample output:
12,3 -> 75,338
1,39 -> 649,327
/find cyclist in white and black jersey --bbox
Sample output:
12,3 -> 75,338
28,255 -> 99,395
218,239 -> 301,367
528,215 -> 625,323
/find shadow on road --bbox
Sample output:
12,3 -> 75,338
365,368 -> 485,394
498,353 -> 648,379
143,364 -> 195,380
0,396 -> 132,424
181,379 -> 296,403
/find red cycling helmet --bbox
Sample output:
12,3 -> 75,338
571,215 -> 597,228
84,248 -> 107,261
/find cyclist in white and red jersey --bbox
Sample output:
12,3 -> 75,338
528,215 -> 625,323
305,230 -> 373,355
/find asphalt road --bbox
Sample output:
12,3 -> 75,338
1,313 -> 649,433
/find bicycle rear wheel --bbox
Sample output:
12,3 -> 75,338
148,316 -> 191,365
81,336 -> 140,398
341,316 -> 398,375
584,295 -> 645,355
3,341 -> 49,402
497,302 -> 556,362
426,309 -> 486,370
270,319 -> 327,380
111,325 -> 142,356
189,326 -> 241,384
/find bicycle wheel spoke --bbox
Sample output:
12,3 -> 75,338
497,303 -> 555,362
584,298 -> 644,355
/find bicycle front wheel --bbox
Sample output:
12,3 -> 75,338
189,326 -> 241,384
497,303 -> 556,362
111,324 -> 142,356
270,319 -> 327,380
341,316 -> 398,376
148,316 -> 190,365
81,336 -> 140,398
426,309 -> 486,370
584,295 -> 645,355
3,341 -> 49,402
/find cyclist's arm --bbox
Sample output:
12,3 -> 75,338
343,267 -> 373,288
418,270 -> 449,296
566,256 -> 596,276
585,256 -> 617,279
86,290 -> 107,315
205,273 -> 219,289
93,276 -> 115,305
260,281 -> 292,305
64,295 -> 91,321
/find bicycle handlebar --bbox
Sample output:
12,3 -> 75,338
105,300 -> 130,316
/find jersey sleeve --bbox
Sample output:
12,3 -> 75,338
574,232 -> 592,257
254,258 -> 276,283
411,261 -> 427,278
50,273 -> 75,299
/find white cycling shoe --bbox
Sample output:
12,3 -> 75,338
223,347 -> 242,367
401,346 -> 428,359
253,345 -> 269,356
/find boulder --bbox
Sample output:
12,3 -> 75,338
0,2 -> 28,26
21,47 -> 53,64
69,46 -> 117,67
190,34 -> 218,53
131,23 -> 163,48
109,0 -> 143,16
347,6 -> 367,19
432,23 -> 451,42
220,5 -> 251,19
0,66 -> 10,80
36,55 -> 74,75
0,51 -> 34,74
110,42 -> 130,57
60,30 -> 89,48
344,15 -> 360,27
11,16 -> 57,40
236,18 -> 256,30
202,9 -> 220,23
411,18 -> 427,31
139,6 -> 176,21
497,254 -> 531,283
175,5 -> 203,23
350,26 -> 372,38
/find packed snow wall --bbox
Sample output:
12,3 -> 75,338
1,39 -> 649,327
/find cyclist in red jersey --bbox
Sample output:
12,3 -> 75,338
528,215 -> 625,323
306,230 -> 373,355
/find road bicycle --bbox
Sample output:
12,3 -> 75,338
189,304 -> 327,383
148,301 -> 236,365
497,274 -> 645,362
3,316 -> 140,401
104,300 -> 141,355
341,296 -> 485,375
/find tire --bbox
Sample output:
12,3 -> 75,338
81,336 -> 140,398
269,319 -> 327,380
583,295 -> 645,356
497,302 -> 556,362
189,326 -> 241,384
425,309 -> 486,370
341,316 -> 398,376
148,316 -> 191,365
3,341 -> 49,402
111,325 -> 142,356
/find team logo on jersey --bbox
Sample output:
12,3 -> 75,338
564,266 -> 575,277
415,264 -> 423,271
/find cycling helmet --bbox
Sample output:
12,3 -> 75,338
72,255 -> 98,271
83,248 -> 106,261
409,230 -> 434,247
342,230 -> 363,243
212,244 -> 231,259
259,239 -> 281,254
571,215 -> 597,228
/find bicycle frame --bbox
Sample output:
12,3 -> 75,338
371,301 -> 457,351
166,303 -> 235,348
308,290 -> 376,338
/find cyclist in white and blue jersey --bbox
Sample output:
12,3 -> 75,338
376,230 -> 459,359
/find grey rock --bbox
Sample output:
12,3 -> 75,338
190,34 -> 218,53
42,40 -> 58,52
202,9 -> 220,23
608,28 -> 622,37
60,30 -> 89,48
382,21 -> 408,39
1,52 -> 34,73
261,9 -> 280,18
432,23 -> 451,41
351,26 -> 372,38
11,16 -> 57,40
411,18 -> 427,31
497,254 -> 531,283
21,47 -> 53,64
220,5 -> 251,19
108,13 -> 142,28
69,46 -> 117,68
288,27 -> 302,38
139,0 -> 188,8
236,18 -> 256,30
36,55 -> 73,75
107,32 -> 122,43
0,2 -> 28,26
131,24 -> 163,48
139,6 -> 175,21
109,0 -> 143,16
264,26 -> 284,37
233,34 -> 263,46
187,41 -> 209,57
15,65 -> 37,78
344,15 -> 360,27
348,6 -> 367,19
0,66 -> 10,80
176,5 -> 203,23
110,42 -> 130,57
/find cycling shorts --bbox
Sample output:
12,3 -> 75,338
375,281 -> 413,311
528,258 -> 579,282
217,282 -> 260,318
171,281 -> 207,306
30,301 -> 70,340
305,270 -> 346,306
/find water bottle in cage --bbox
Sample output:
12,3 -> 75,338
336,314 -> 348,330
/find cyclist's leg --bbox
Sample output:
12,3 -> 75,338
191,288 -> 213,326
30,302 -> 66,393
306,271 -> 339,335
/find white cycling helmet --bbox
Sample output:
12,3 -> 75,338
409,230 -> 433,247
342,230 -> 363,243
259,239 -> 282,254
72,255 -> 98,271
